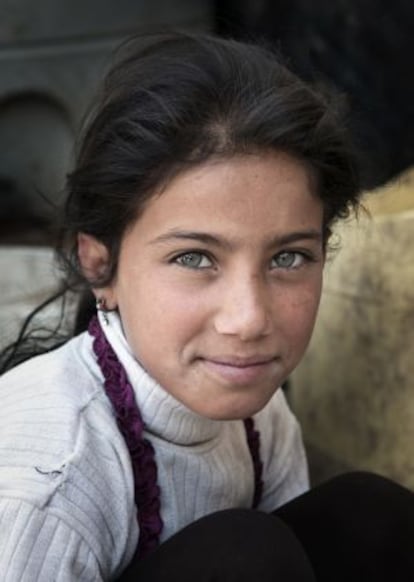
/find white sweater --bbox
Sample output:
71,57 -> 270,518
0,312 -> 309,581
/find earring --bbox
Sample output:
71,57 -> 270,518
96,297 -> 109,325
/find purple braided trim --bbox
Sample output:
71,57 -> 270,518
88,316 -> 163,559
243,417 -> 264,508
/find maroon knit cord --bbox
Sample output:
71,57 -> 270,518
243,417 -> 264,508
88,316 -> 163,559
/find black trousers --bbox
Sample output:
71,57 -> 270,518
118,472 -> 414,581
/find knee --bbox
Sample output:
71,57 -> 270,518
276,470 -> 414,539
323,471 -> 413,507
181,508 -> 294,556
133,509 -> 316,582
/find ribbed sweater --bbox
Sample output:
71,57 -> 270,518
0,311 -> 309,581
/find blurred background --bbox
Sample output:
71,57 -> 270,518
1,0 -> 414,487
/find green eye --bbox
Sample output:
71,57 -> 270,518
175,252 -> 212,269
272,252 -> 304,269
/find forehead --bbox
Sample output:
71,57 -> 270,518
126,152 -> 323,244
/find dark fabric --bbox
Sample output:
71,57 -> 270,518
276,471 -> 414,581
117,471 -> 414,581
118,509 -> 316,582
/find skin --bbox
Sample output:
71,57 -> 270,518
79,151 -> 325,421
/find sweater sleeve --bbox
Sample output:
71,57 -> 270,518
0,498 -> 102,581
255,389 -> 309,512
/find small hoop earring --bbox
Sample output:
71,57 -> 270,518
96,297 -> 109,325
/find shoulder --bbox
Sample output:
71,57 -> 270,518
0,331 -> 131,488
253,389 -> 309,509
0,332 -> 100,406
253,388 -> 304,459
0,333 -> 108,466
0,332 -> 117,443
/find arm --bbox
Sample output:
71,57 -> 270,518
0,498 -> 102,581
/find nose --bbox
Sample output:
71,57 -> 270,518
213,273 -> 272,341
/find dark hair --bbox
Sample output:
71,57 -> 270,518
60,30 -> 360,289
1,31 -> 361,373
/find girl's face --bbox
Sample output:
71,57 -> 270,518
83,152 -> 325,420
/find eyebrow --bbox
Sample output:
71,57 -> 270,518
149,228 -> 323,249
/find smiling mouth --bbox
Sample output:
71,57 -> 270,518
199,356 -> 278,385
208,356 -> 276,366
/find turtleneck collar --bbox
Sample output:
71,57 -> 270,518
97,311 -> 222,445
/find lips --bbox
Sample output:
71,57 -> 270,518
199,355 -> 278,385
206,355 -> 276,367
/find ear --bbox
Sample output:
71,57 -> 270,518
77,233 -> 117,308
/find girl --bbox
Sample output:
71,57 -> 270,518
1,32 -> 414,582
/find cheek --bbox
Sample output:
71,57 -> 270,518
118,276 -> 206,357
279,281 -> 322,349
